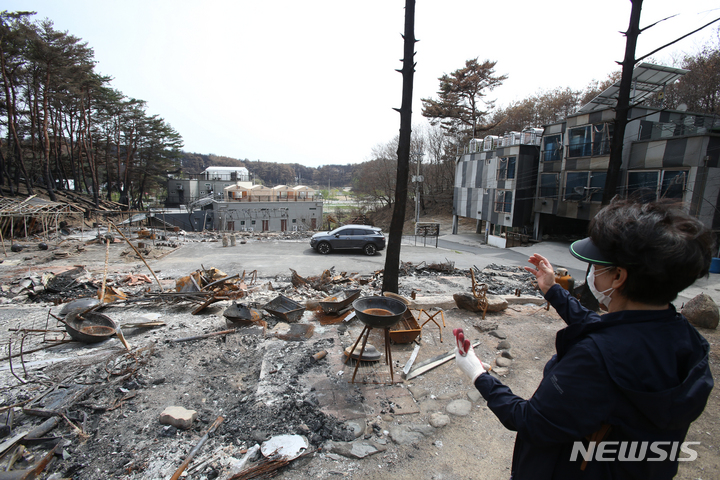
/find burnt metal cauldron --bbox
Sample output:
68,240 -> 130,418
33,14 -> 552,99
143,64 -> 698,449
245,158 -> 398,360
352,296 -> 407,328
61,311 -> 117,343
347,296 -> 407,384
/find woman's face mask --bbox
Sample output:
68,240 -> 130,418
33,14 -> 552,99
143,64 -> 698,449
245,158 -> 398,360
587,264 -> 614,309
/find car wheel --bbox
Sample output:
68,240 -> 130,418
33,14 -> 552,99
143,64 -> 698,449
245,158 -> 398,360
317,242 -> 332,254
363,243 -> 377,256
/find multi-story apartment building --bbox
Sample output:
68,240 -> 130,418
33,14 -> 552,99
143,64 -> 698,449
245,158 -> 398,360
452,63 -> 720,245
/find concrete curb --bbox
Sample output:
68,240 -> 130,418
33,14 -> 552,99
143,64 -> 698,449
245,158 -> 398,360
502,296 -> 546,306
408,295 -> 457,310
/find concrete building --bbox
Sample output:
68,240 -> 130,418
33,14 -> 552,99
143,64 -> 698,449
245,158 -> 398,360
165,166 -> 250,207
163,167 -> 322,232
533,63 -> 720,238
452,127 -> 541,247
216,183 -> 322,232
452,63 -> 720,245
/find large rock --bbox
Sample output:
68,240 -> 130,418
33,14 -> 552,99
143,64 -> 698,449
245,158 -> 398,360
474,320 -> 498,332
453,293 -> 508,313
325,440 -> 385,459
429,413 -> 450,428
446,399 -> 472,416
682,293 -> 719,329
388,426 -> 425,445
496,357 -> 512,368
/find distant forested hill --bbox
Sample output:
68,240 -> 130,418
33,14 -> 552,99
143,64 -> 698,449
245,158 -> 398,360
178,152 -> 358,188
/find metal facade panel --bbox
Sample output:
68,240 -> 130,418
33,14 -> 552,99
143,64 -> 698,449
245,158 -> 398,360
545,161 -> 563,173
544,123 -> 564,134
576,158 -> 591,170
475,160 -> 484,187
466,189 -> 473,219
576,205 -> 592,221
709,138 -> 720,168
700,168 -> 720,227
589,111 -> 603,124
629,142 -> 648,169
645,141 -> 666,168
682,137 -> 705,166
589,157 -> 610,170
663,138 -> 687,167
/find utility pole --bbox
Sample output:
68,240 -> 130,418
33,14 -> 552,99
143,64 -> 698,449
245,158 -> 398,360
382,0 -> 416,294
602,0 -> 643,204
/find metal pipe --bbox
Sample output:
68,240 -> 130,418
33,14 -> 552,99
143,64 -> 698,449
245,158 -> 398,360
170,416 -> 224,480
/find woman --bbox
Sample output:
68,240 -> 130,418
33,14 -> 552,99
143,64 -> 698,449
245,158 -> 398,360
454,199 -> 714,479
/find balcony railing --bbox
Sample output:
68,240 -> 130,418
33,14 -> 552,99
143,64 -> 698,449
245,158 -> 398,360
567,140 -> 611,158
638,115 -> 720,141
225,195 -> 320,202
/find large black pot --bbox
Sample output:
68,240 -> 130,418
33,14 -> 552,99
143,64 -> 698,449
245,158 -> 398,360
353,296 -> 407,328
61,311 -> 117,343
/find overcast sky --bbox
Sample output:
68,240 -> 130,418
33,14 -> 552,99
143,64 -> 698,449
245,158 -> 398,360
4,1 -> 718,168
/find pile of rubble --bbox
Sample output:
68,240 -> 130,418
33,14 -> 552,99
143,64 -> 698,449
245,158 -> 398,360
0,255 -> 554,479
470,263 -> 542,297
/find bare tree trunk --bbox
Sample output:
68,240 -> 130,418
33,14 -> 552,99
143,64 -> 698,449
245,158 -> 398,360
80,93 -> 100,207
0,139 -> 12,196
603,0 -> 642,204
1,49 -> 32,195
42,70 -> 57,201
382,0 -> 416,294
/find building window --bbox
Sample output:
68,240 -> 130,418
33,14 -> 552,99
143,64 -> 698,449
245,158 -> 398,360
661,170 -> 686,199
565,172 -> 589,200
627,171 -> 660,202
588,172 -> 606,202
497,157 -> 516,180
292,219 -> 296,223
495,190 -> 512,213
542,134 -> 562,162
539,173 -> 558,198
568,124 -> 613,158
564,171 -> 606,201
251,220 -> 256,225
240,221 -> 245,225
627,170 -> 686,201
568,126 -> 591,157
592,124 -> 613,156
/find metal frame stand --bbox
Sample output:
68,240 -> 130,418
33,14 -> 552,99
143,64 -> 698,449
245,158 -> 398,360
344,325 -> 394,384
418,309 -> 445,342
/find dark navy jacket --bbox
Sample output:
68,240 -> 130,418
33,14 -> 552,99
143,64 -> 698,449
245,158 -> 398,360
474,284 -> 713,479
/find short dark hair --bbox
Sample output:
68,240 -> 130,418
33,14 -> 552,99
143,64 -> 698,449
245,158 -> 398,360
589,199 -> 713,305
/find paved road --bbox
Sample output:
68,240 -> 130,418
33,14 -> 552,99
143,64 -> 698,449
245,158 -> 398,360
152,235 -> 548,280
152,232 -> 719,306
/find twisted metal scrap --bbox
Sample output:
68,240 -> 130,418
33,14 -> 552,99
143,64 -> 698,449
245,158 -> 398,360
470,268 -> 489,320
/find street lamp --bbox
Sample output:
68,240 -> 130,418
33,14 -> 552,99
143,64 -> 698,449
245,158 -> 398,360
411,151 -> 424,224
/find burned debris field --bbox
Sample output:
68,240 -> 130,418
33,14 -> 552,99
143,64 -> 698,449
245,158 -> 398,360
0,228 -> 717,480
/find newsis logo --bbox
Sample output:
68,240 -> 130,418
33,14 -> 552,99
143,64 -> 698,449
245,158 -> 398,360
570,441 -> 700,462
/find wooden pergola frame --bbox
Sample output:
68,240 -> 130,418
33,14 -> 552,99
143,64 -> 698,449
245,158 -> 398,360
0,195 -> 85,257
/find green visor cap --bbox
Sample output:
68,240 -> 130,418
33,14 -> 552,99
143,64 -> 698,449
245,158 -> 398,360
569,238 -> 615,265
